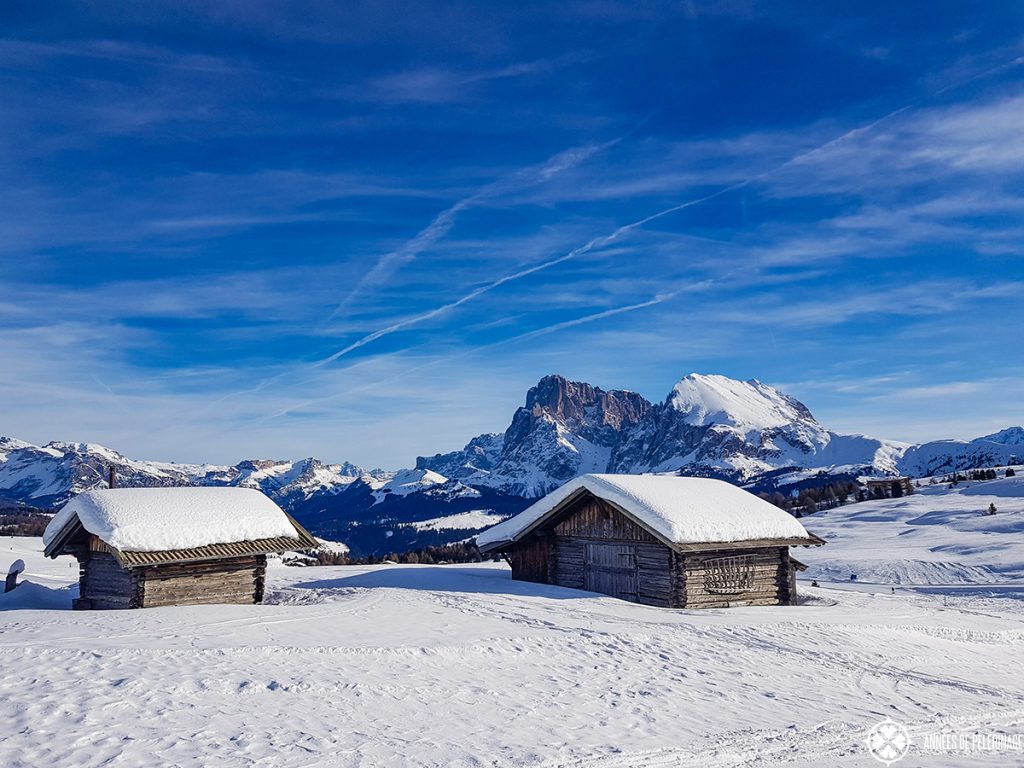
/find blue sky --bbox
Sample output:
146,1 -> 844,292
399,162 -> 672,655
2,1 -> 1023,467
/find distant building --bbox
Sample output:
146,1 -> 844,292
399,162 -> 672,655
477,474 -> 824,609
44,487 -> 317,609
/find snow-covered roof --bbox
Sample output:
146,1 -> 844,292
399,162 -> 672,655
44,487 -> 304,553
476,474 -> 817,550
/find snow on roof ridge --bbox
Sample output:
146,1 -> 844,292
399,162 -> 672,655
44,486 -> 300,553
477,473 -> 814,549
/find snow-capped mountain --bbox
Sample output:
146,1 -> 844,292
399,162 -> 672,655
422,373 -> 908,496
978,426 -> 1024,446
613,375 -> 822,476
367,468 -> 482,505
2,371 -> 1019,556
417,433 -> 504,479
0,440 -> 209,508
611,374 -> 909,481
0,439 -> 385,511
896,438 -> 1022,477
199,457 -> 369,508
418,375 -> 650,496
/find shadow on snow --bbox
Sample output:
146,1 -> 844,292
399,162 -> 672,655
293,565 -> 598,601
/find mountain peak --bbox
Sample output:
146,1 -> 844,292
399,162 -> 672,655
668,373 -> 816,432
975,426 -> 1024,446
524,374 -> 599,420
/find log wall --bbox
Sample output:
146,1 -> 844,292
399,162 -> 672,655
75,553 -> 266,609
676,546 -> 790,608
548,498 -> 675,607
77,552 -> 142,609
138,555 -> 264,608
508,535 -> 550,584
553,497 -> 659,542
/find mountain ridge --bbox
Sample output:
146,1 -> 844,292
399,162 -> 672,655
3,372 -> 1021,556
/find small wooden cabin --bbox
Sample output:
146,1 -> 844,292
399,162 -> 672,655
477,474 -> 824,609
43,487 -> 318,610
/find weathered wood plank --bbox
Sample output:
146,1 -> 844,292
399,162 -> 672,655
553,498 -> 658,543
136,556 -> 261,607
675,545 -> 788,608
142,592 -> 257,607
78,552 -> 142,609
509,535 -> 551,584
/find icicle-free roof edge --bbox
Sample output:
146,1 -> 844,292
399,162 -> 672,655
44,487 -> 312,554
476,474 -> 819,551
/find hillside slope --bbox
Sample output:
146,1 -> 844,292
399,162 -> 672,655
799,475 -> 1024,585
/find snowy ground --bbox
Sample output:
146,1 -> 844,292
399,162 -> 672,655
2,481 -> 1023,767
799,475 -> 1024,585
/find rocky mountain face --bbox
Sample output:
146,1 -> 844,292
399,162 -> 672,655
3,372 -> 1020,556
418,375 -> 651,497
416,433 -> 504,480
422,373 -> 908,495
609,375 -> 837,478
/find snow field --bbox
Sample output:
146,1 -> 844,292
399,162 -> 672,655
2,532 -> 1024,767
410,510 -> 507,531
799,479 -> 1024,585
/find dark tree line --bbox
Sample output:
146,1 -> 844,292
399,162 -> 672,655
757,481 -> 861,517
941,468 -> 1007,485
757,477 -> 925,516
867,480 -> 914,500
969,469 -> 999,481
313,540 -> 485,566
0,512 -> 50,537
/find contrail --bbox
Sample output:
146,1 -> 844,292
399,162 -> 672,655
91,375 -> 132,415
496,292 -> 682,345
263,291 -> 684,421
308,101 -> 936,369
326,138 -> 622,321
204,50 -> 1024,417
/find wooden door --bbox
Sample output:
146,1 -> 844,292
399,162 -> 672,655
584,543 -> 639,602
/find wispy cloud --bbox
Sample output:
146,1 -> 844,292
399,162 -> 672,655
5,6 -> 1024,466
0,37 -> 249,76
309,91 -> 998,367
257,289 -> 688,423
327,137 -> 621,319
359,59 -> 559,104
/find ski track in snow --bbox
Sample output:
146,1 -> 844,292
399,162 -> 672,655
2,535 -> 1024,767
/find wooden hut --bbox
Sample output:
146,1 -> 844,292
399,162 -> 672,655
476,474 -> 824,609
43,487 -> 318,609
